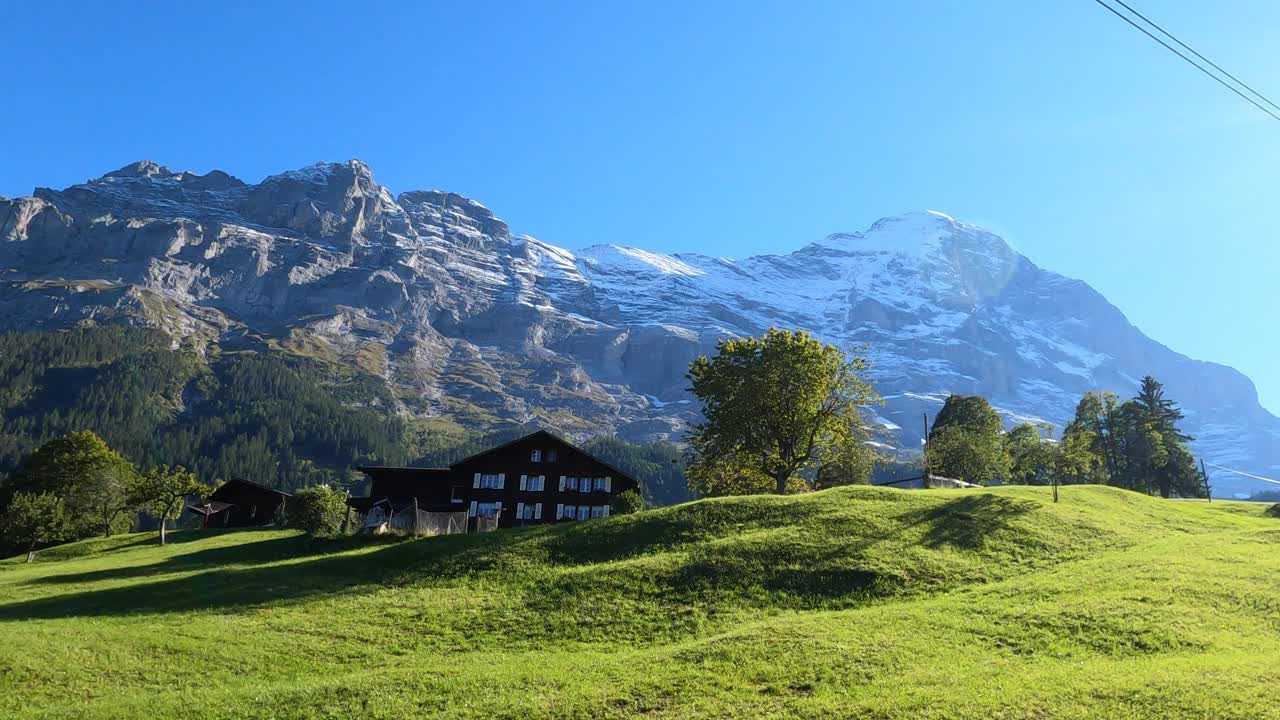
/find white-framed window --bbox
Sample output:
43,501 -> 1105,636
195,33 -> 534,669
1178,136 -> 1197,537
576,505 -> 590,521
475,502 -> 499,518
525,475 -> 545,492
590,505 -> 606,519
562,504 -> 577,520
565,476 -> 579,492
534,503 -> 542,520
531,449 -> 542,462
450,486 -> 464,503
595,477 -> 609,492
478,473 -> 503,489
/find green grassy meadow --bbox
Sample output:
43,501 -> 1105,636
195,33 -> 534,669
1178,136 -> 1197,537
2,485 -> 1278,719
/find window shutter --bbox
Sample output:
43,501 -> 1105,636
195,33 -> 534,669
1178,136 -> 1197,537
520,475 -> 527,491
556,503 -> 563,520
469,501 -> 478,517
516,502 -> 525,520
534,503 -> 542,520
539,475 -> 546,490
472,473 -> 481,489
498,473 -> 505,489
559,475 -> 566,491
602,505 -> 610,518
605,476 -> 612,493
495,501 -> 502,516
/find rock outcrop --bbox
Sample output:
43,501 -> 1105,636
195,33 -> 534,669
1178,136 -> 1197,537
2,161 -> 1276,496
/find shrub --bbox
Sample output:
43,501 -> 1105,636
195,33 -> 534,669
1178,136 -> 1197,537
1,491 -> 73,562
289,485 -> 346,536
610,489 -> 645,516
1265,503 -> 1280,519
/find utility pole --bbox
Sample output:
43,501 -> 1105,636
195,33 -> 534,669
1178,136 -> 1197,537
341,489 -> 351,534
921,413 -> 931,484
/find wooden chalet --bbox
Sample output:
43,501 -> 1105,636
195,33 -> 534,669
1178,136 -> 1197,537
351,430 -> 641,530
187,479 -> 291,528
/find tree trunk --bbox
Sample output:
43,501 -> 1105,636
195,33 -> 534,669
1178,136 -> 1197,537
159,518 -> 167,546
775,471 -> 789,495
26,541 -> 35,564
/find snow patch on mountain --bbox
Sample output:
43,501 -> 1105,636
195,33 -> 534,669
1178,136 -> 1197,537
2,159 -> 1277,497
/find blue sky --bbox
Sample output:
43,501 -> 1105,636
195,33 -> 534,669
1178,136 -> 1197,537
3,1 -> 1279,412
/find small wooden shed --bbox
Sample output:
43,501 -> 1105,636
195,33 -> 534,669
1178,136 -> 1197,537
187,479 -> 291,528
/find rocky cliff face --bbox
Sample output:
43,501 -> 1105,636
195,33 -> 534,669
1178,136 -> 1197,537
2,160 -> 1276,496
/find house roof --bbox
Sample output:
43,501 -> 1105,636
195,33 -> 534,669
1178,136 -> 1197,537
211,478 -> 292,498
356,430 -> 639,487
447,429 -> 639,485
354,465 -> 453,477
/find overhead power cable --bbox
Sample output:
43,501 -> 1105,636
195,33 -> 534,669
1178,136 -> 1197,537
1110,0 -> 1280,113
1204,462 -> 1280,487
1090,0 -> 1280,123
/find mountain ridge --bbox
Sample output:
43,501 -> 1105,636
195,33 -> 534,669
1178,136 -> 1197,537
2,159 -> 1276,496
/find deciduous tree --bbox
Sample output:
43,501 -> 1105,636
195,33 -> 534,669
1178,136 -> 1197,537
925,395 -> 1009,485
686,329 -> 880,495
687,453 -> 791,496
1005,423 -> 1059,486
129,465 -> 209,545
0,431 -> 136,539
609,489 -> 645,515
925,425 -> 1011,485
0,491 -> 72,562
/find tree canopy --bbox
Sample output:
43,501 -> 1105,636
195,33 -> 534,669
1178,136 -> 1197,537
129,465 -> 209,545
289,485 -> 347,536
609,489 -> 645,516
0,491 -> 72,562
925,395 -> 1009,485
1004,423 -> 1058,486
686,328 -> 879,495
0,430 -> 137,539
1059,377 -> 1203,498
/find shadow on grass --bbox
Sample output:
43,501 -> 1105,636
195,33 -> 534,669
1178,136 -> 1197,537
0,492 -> 1043,621
538,497 -> 814,566
0,527 -> 538,620
26,533 -> 390,586
899,493 -> 1037,549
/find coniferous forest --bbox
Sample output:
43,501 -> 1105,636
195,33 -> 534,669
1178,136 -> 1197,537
0,326 -> 690,504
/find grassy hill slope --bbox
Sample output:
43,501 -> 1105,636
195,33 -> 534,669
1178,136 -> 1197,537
2,485 -> 1278,719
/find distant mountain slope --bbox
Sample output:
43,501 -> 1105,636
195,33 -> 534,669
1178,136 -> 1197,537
2,160 -> 1276,495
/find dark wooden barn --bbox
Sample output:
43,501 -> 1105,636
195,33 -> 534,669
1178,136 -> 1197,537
187,479 -> 291,528
352,430 -> 641,530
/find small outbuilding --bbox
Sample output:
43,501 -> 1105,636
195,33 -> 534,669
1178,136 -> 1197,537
874,474 -> 980,490
187,479 -> 291,528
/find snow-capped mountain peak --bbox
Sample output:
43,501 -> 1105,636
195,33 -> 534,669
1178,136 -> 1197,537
2,159 -> 1277,497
